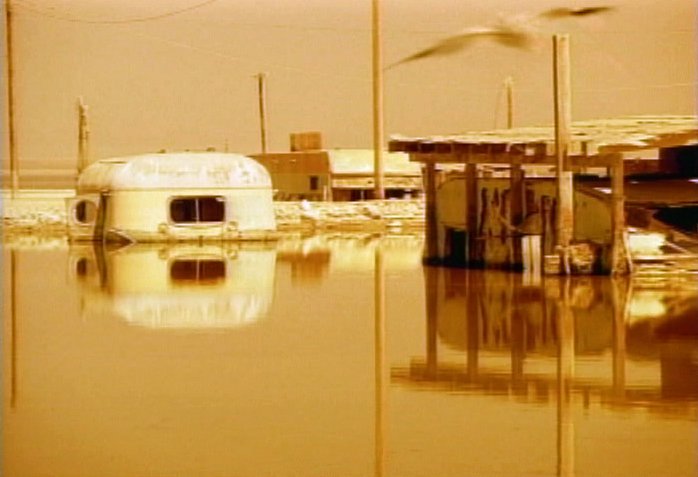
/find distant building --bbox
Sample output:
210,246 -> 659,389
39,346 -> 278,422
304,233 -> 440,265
251,132 -> 423,201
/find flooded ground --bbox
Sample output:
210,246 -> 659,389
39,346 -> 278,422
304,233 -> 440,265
2,234 -> 697,477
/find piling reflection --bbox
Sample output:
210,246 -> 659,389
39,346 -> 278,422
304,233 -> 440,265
393,267 -> 698,409
3,237 -> 696,476
275,233 -> 423,283
69,242 -> 277,329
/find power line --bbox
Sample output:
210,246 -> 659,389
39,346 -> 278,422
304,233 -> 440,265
13,0 -> 218,24
13,1 -> 696,37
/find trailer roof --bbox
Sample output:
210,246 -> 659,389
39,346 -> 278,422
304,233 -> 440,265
78,152 -> 272,192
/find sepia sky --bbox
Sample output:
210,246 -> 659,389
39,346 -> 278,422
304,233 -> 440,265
1,0 -> 696,170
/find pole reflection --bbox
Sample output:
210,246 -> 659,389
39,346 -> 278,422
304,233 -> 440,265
393,265 -> 698,472
374,244 -> 387,477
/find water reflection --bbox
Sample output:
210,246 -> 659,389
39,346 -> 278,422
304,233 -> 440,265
70,242 -> 276,329
2,236 -> 697,477
392,266 -> 698,408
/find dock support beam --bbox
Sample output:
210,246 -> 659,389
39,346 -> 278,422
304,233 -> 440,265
423,160 -> 439,264
77,97 -> 90,175
466,163 -> 479,266
609,157 -> 632,274
510,162 -> 524,269
553,34 -> 574,274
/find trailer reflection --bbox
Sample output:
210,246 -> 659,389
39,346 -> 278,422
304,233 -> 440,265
69,242 -> 276,329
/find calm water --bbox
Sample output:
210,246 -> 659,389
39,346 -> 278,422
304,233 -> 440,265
2,235 -> 697,477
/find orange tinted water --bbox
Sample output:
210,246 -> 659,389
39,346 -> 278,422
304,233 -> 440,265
2,236 -> 697,477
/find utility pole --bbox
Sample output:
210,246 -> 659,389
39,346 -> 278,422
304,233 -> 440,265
371,0 -> 385,200
553,34 -> 573,274
5,0 -> 18,195
77,97 -> 90,174
256,72 -> 268,154
505,76 -> 514,129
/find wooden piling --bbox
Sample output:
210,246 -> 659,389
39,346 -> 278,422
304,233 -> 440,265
423,160 -> 439,263
256,73 -> 268,154
77,97 -> 90,174
510,161 -> 524,269
610,157 -> 632,274
553,34 -> 574,274
466,162 -> 479,265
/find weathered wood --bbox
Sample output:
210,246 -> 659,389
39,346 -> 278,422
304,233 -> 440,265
466,163 -> 479,265
553,34 -> 573,274
510,162 -> 524,230
77,97 -> 90,174
388,116 -> 698,168
610,158 -> 632,274
423,161 -> 439,263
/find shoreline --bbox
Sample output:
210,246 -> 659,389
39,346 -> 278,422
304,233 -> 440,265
1,190 -> 425,240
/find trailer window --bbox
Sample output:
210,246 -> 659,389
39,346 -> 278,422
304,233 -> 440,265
170,196 -> 225,223
75,200 -> 97,224
170,259 -> 226,283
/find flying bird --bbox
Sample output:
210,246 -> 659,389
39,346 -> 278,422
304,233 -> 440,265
387,5 -> 615,69
539,6 -> 615,19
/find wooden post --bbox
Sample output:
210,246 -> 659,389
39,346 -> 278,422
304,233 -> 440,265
371,0 -> 385,200
610,157 -> 632,274
5,0 -> 19,195
423,160 -> 439,263
77,97 -> 90,174
510,162 -> 524,269
256,73 -> 268,154
553,34 -> 574,275
465,162 -> 479,265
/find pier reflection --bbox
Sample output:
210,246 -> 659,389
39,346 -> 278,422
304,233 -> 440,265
69,242 -> 277,329
394,266 -> 698,407
392,266 -> 698,475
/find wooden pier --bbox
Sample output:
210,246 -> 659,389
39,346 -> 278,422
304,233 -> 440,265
389,115 -> 698,274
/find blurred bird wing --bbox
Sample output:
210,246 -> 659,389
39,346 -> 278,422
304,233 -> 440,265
539,6 -> 615,19
386,27 -> 498,69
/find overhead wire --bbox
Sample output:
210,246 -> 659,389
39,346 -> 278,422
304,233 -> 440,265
12,0 -> 218,24
10,1 -> 697,93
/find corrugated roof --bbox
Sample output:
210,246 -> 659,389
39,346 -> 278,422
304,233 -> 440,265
327,149 -> 422,175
